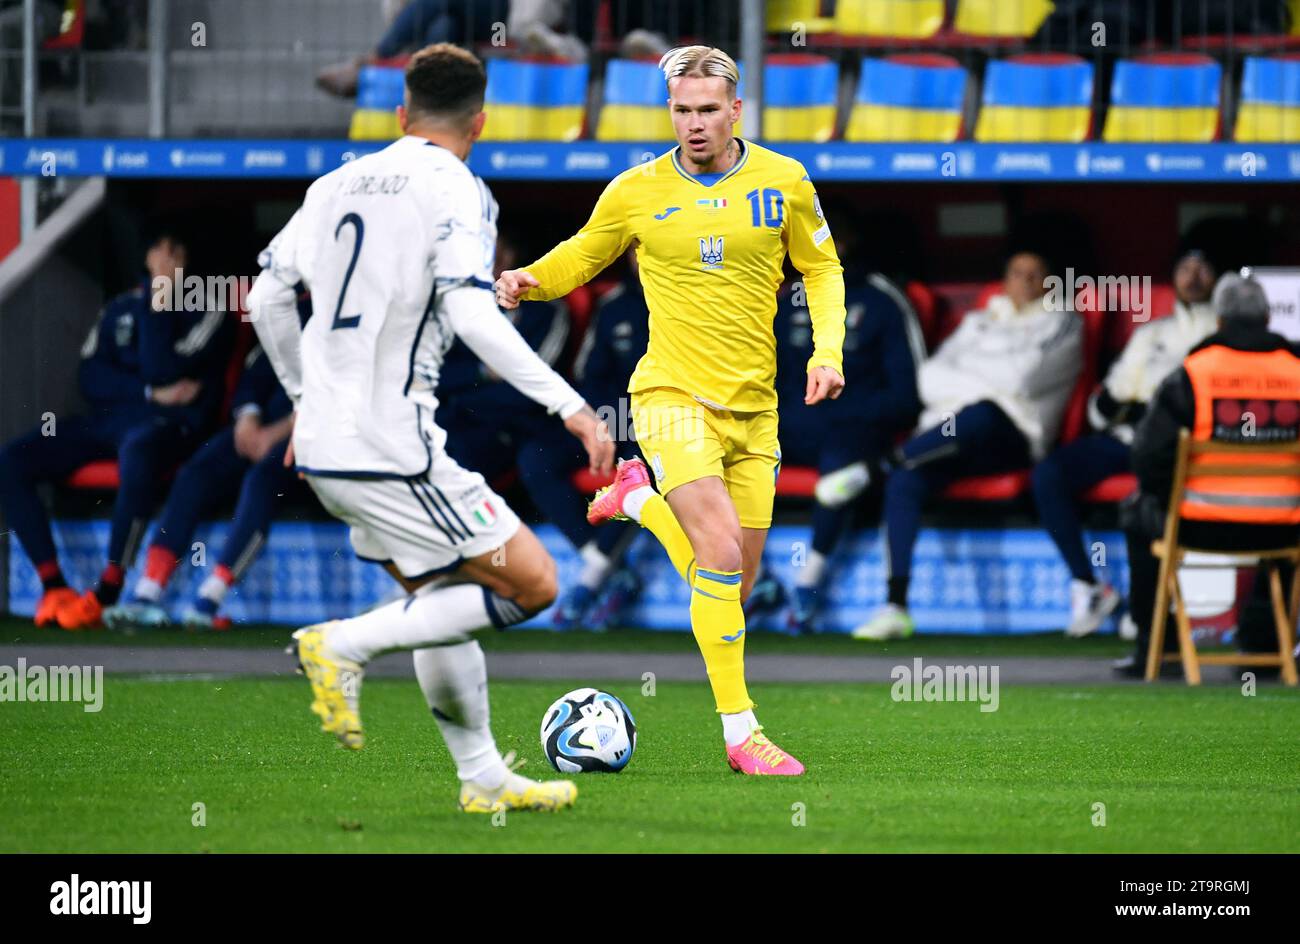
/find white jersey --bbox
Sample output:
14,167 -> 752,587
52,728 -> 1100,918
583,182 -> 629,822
248,134 -> 584,478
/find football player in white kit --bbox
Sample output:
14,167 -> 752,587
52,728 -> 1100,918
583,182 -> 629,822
245,44 -> 613,814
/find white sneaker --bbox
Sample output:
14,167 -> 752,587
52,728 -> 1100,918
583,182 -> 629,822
1118,612 -> 1138,642
851,603 -> 915,641
1066,580 -> 1121,638
814,461 -> 871,508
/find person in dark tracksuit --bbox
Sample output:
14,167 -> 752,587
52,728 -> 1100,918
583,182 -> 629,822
521,270 -> 647,630
439,242 -> 645,631
746,247 -> 924,634
0,232 -> 231,629
104,340 -> 299,631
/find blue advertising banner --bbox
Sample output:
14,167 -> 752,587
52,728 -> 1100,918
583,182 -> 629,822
3,139 -> 1298,183
6,520 -> 1130,635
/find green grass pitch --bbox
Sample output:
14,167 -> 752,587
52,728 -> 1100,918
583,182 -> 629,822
3,674 -> 1297,852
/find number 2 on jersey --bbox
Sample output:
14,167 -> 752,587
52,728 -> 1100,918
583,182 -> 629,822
331,212 -> 364,330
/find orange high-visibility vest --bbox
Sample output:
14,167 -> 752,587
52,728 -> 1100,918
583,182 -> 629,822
1182,343 -> 1300,524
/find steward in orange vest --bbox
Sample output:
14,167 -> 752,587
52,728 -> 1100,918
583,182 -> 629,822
1117,273 -> 1300,676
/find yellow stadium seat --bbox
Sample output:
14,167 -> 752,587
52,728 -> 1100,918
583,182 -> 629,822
848,106 -> 963,142
480,105 -> 586,142
763,106 -> 836,142
1104,107 -> 1219,142
975,105 -> 1090,141
595,105 -> 674,141
833,0 -> 945,39
954,0 -> 1055,38
349,109 -> 400,141
1236,103 -> 1300,142
769,0 -> 821,31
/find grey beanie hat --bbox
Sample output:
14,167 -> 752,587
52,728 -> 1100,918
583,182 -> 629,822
1212,270 -> 1271,324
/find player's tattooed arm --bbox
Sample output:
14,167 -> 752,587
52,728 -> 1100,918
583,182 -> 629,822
564,403 -> 615,476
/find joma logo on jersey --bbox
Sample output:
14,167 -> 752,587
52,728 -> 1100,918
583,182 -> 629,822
699,236 -> 725,269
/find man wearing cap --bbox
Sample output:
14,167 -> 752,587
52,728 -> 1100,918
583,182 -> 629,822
1114,271 -> 1300,677
1031,250 -> 1219,638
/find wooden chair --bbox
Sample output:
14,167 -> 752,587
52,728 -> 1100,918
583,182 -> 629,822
1146,430 -> 1300,685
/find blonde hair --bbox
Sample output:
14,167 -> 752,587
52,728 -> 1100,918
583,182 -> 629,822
659,45 -> 739,95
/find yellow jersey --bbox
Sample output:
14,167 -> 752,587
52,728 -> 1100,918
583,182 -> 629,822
520,139 -> 845,412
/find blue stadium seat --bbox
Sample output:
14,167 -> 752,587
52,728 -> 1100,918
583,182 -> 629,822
846,54 -> 968,142
1235,55 -> 1300,142
975,54 -> 1094,142
1103,54 -> 1222,142
763,54 -> 839,141
349,65 -> 405,140
481,58 -> 589,141
597,59 -> 673,140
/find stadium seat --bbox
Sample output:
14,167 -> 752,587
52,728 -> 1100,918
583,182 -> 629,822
480,59 -> 589,142
905,280 -> 939,350
1103,54 -> 1223,143
1082,473 -> 1136,503
953,0 -> 1054,38
763,55 -> 839,142
845,54 -> 968,142
1057,303 -> 1107,444
596,59 -> 674,141
766,0 -> 835,35
1235,55 -> 1300,142
348,65 -> 404,141
832,0 -> 946,39
64,459 -> 123,490
42,0 -> 85,51
975,54 -> 1094,142
1103,282 -> 1176,359
571,464 -> 823,499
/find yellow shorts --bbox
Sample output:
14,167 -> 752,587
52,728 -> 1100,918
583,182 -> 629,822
631,386 -> 781,530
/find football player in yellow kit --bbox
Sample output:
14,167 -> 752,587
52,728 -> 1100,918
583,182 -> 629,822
496,46 -> 846,775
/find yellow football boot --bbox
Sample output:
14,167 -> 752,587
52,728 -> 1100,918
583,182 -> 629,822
293,624 -> 365,750
458,770 -> 578,814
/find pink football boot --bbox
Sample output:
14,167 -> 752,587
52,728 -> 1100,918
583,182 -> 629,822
726,729 -> 806,776
586,457 -> 652,525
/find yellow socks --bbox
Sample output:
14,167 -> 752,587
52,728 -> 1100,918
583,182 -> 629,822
633,491 -> 751,713
638,492 -> 696,585
689,568 -> 753,714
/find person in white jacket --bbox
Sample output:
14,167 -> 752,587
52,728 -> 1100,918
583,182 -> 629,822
854,251 -> 1083,640
1030,249 -> 1218,637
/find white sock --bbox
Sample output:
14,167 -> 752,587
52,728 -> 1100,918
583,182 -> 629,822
796,550 -> 827,590
412,641 -> 508,788
721,709 -> 760,747
197,572 -> 231,606
621,485 -> 655,524
133,577 -> 162,603
578,541 -> 613,590
326,583 -> 527,664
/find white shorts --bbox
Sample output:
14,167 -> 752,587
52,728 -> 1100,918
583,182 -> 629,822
306,454 -> 522,581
